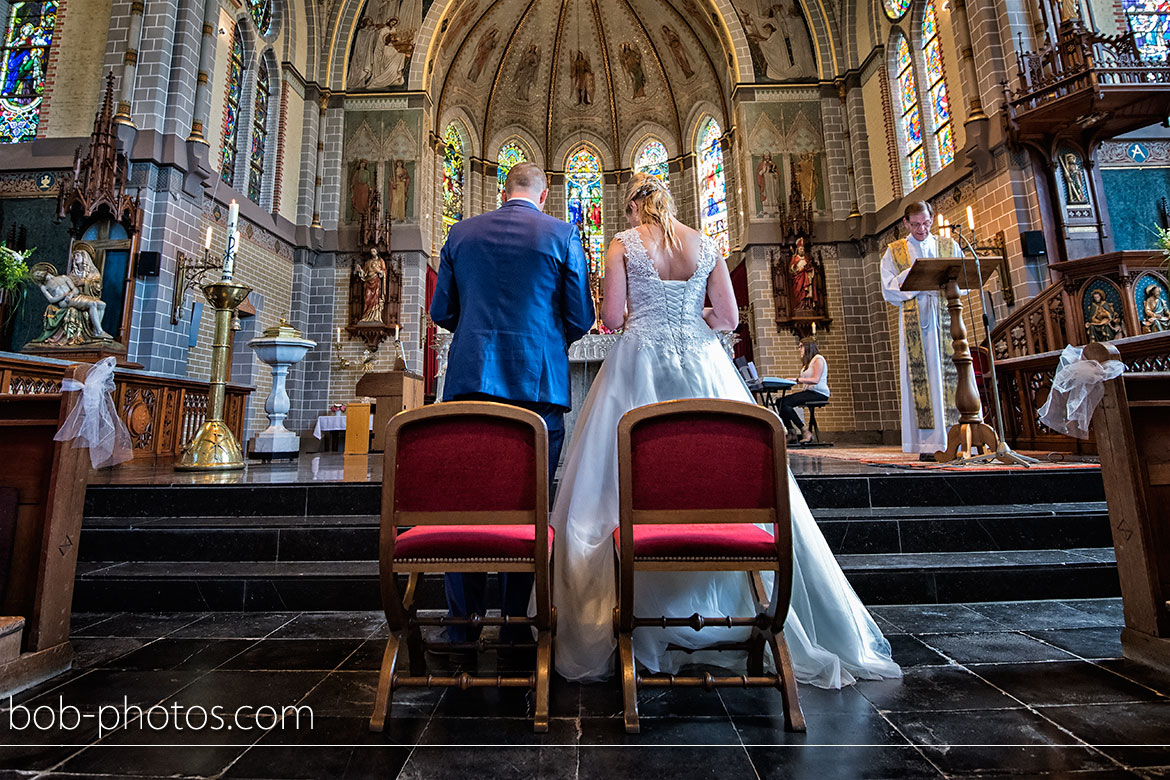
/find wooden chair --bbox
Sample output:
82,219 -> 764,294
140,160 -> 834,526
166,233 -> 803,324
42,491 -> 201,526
614,398 -> 805,734
1084,342 -> 1170,671
0,364 -> 90,695
369,401 -> 554,733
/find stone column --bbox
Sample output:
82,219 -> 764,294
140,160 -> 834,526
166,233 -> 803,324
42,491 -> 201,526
183,0 -> 220,194
950,0 -> 988,122
114,0 -> 146,127
311,92 -> 329,230
837,81 -> 861,219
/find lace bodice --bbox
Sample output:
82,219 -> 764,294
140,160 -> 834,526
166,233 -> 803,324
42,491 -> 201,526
615,228 -> 720,355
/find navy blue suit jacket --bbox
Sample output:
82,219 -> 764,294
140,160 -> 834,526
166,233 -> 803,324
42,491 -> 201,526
430,199 -> 595,410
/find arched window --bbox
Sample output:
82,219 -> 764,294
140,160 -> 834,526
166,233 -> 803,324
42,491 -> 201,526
496,140 -> 527,207
894,33 -> 926,190
696,118 -> 728,258
247,61 -> 270,202
635,139 -> 669,184
565,145 -> 604,275
249,0 -> 272,36
441,123 -> 465,243
883,0 -> 911,20
0,0 -> 57,143
1122,1 -> 1170,62
921,0 -> 953,168
221,25 -> 244,185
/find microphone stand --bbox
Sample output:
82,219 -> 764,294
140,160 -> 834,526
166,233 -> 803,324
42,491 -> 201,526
950,227 -> 1038,467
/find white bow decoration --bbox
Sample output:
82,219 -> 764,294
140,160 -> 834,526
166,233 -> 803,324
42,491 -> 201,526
1036,345 -> 1125,440
54,356 -> 134,468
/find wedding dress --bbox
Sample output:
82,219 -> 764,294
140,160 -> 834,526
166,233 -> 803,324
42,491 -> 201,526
551,228 -> 902,687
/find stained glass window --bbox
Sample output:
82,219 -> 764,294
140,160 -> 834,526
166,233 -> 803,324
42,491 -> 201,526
635,139 -> 669,184
697,118 -> 728,258
565,146 -> 605,275
441,123 -> 464,244
249,0 -> 272,36
496,140 -> 527,207
922,0 -> 954,168
0,1 -> 57,144
247,62 -> 269,202
895,34 -> 927,190
1123,0 -> 1170,61
221,26 -> 244,185
884,0 -> 911,20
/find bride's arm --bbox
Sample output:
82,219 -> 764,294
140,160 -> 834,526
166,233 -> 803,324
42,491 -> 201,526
704,255 -> 739,331
601,239 -> 629,330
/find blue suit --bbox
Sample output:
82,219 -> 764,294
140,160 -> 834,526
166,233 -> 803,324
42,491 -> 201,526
430,197 -> 595,641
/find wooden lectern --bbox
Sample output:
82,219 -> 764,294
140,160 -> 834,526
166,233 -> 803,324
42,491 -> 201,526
900,256 -> 1000,463
355,370 -> 425,451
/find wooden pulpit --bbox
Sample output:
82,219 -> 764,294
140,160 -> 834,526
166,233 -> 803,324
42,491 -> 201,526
900,256 -> 1000,462
355,370 -> 425,452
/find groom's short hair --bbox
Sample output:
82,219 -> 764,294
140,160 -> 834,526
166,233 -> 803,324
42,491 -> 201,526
503,162 -> 547,195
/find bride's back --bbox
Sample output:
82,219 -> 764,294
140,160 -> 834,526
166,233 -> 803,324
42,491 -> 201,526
632,221 -> 705,281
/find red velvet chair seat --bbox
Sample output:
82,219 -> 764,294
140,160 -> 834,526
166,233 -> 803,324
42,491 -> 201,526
395,524 -> 554,561
613,523 -> 775,560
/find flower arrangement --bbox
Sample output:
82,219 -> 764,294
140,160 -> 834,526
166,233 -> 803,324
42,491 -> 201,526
1154,225 -> 1170,271
0,243 -> 32,295
329,403 -> 347,414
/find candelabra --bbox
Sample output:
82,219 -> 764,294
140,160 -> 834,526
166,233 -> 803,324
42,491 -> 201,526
171,240 -> 223,325
335,333 -> 377,373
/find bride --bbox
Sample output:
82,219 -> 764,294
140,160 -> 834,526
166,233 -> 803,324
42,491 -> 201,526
551,173 -> 901,687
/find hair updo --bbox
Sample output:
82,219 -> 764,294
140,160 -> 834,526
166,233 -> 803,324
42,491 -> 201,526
625,172 -> 680,251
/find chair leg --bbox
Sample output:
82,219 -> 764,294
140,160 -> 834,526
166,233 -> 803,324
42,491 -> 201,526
766,632 -> 806,733
618,632 -> 640,734
533,629 -> 552,733
747,627 -> 765,676
368,633 -> 401,733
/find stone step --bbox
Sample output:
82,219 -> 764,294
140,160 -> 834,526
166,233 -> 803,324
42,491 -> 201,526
78,501 -> 1110,562
72,547 -> 1120,612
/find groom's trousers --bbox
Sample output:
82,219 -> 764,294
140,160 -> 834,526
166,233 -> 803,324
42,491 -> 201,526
443,393 -> 565,643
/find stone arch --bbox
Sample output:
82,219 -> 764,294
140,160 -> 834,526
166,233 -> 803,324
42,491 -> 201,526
623,121 -> 679,170
485,126 -> 546,169
439,107 -> 481,161
553,133 -> 616,172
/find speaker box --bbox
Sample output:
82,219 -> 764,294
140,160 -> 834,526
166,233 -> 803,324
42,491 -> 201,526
1020,230 -> 1047,258
137,250 -> 161,277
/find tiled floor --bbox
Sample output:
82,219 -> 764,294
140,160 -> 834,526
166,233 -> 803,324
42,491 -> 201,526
2,599 -> 1167,779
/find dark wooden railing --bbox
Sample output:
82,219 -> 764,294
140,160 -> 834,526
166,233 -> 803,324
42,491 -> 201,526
0,353 -> 251,459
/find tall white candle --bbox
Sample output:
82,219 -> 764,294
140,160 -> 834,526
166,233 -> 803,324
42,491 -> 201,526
222,200 -> 239,281
204,226 -> 213,250
966,205 -> 975,232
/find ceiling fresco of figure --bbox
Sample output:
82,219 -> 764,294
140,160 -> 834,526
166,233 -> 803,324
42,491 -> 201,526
347,0 -> 437,91
417,0 -> 732,160
732,0 -> 817,81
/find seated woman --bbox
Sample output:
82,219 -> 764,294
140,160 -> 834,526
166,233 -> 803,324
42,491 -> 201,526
779,337 -> 829,444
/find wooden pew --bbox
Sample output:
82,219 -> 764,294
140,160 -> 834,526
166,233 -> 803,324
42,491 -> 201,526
0,363 -> 91,694
1085,342 -> 1170,670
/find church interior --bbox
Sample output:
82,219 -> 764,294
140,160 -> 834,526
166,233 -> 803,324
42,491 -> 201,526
1,0 -> 1170,773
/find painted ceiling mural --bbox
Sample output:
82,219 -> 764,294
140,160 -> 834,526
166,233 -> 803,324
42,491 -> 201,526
731,0 -> 817,82
347,0 -> 438,91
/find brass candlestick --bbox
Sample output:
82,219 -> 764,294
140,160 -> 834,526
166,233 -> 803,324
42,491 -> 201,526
176,281 -> 253,470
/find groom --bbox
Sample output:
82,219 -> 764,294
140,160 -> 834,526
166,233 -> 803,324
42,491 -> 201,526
430,161 -> 595,642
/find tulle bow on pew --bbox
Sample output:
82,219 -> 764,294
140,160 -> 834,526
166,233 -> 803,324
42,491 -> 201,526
1037,345 -> 1125,440
54,356 -> 134,468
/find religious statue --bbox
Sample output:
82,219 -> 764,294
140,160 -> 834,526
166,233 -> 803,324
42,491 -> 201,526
389,159 -> 410,222
365,19 -> 409,89
571,50 -> 595,105
661,25 -> 695,78
1059,151 -> 1088,205
1142,284 -> 1170,333
350,159 -> 372,218
28,243 -> 113,346
792,151 -> 818,203
755,152 -> 781,216
515,44 -> 541,101
354,249 -> 387,323
619,42 -> 647,98
468,27 -> 499,82
1084,289 -> 1122,342
1059,0 -> 1081,22
789,237 -> 818,311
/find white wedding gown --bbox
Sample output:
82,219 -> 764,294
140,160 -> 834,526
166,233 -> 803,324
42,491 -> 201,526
551,228 -> 902,687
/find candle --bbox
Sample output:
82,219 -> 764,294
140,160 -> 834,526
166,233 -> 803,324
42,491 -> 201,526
966,205 -> 975,231
394,324 -> 400,340
336,327 -> 342,343
222,200 -> 239,281
937,213 -> 944,228
204,226 -> 212,250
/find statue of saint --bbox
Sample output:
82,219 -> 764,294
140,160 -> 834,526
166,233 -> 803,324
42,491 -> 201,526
571,50 -> 595,105
29,243 -> 114,346
1084,289 -> 1122,342
755,152 -> 780,216
1059,151 -> 1088,205
355,249 -> 387,323
789,237 -> 818,311
1142,284 -> 1170,333
389,159 -> 411,222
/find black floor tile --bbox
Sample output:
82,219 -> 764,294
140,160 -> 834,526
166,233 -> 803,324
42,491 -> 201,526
14,670 -> 204,714
1062,598 -> 1126,626
886,634 -> 950,667
580,746 -> 754,779
1040,702 -> 1170,767
169,670 -> 330,713
919,632 -> 1079,664
579,715 -> 738,745
633,685 -> 731,719
1094,659 -> 1170,696
335,637 -> 385,671
70,638 -> 149,671
870,604 -> 1008,634
266,612 -> 386,639
103,638 -> 258,671
1026,628 -> 1124,660
399,745 -> 578,779
967,601 -> 1113,631
217,638 -> 363,671
427,684 -> 540,720
734,709 -> 911,747
421,716 -> 578,745
55,719 -> 259,778
298,670 -> 443,717
69,613 -> 120,632
222,716 -> 415,778
168,612 -> 299,639
972,661 -> 1164,706
855,666 -> 1017,712
745,745 -> 943,780
70,613 -> 207,639
719,684 -> 877,718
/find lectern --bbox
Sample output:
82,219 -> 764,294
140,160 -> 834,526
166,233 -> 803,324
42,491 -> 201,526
355,370 -> 425,451
900,256 -> 1004,463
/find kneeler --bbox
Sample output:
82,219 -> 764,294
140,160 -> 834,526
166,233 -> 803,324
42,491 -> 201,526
613,399 -> 805,734
369,401 -> 555,733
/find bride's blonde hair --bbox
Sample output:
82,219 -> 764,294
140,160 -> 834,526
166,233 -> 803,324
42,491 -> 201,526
625,172 -> 680,251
